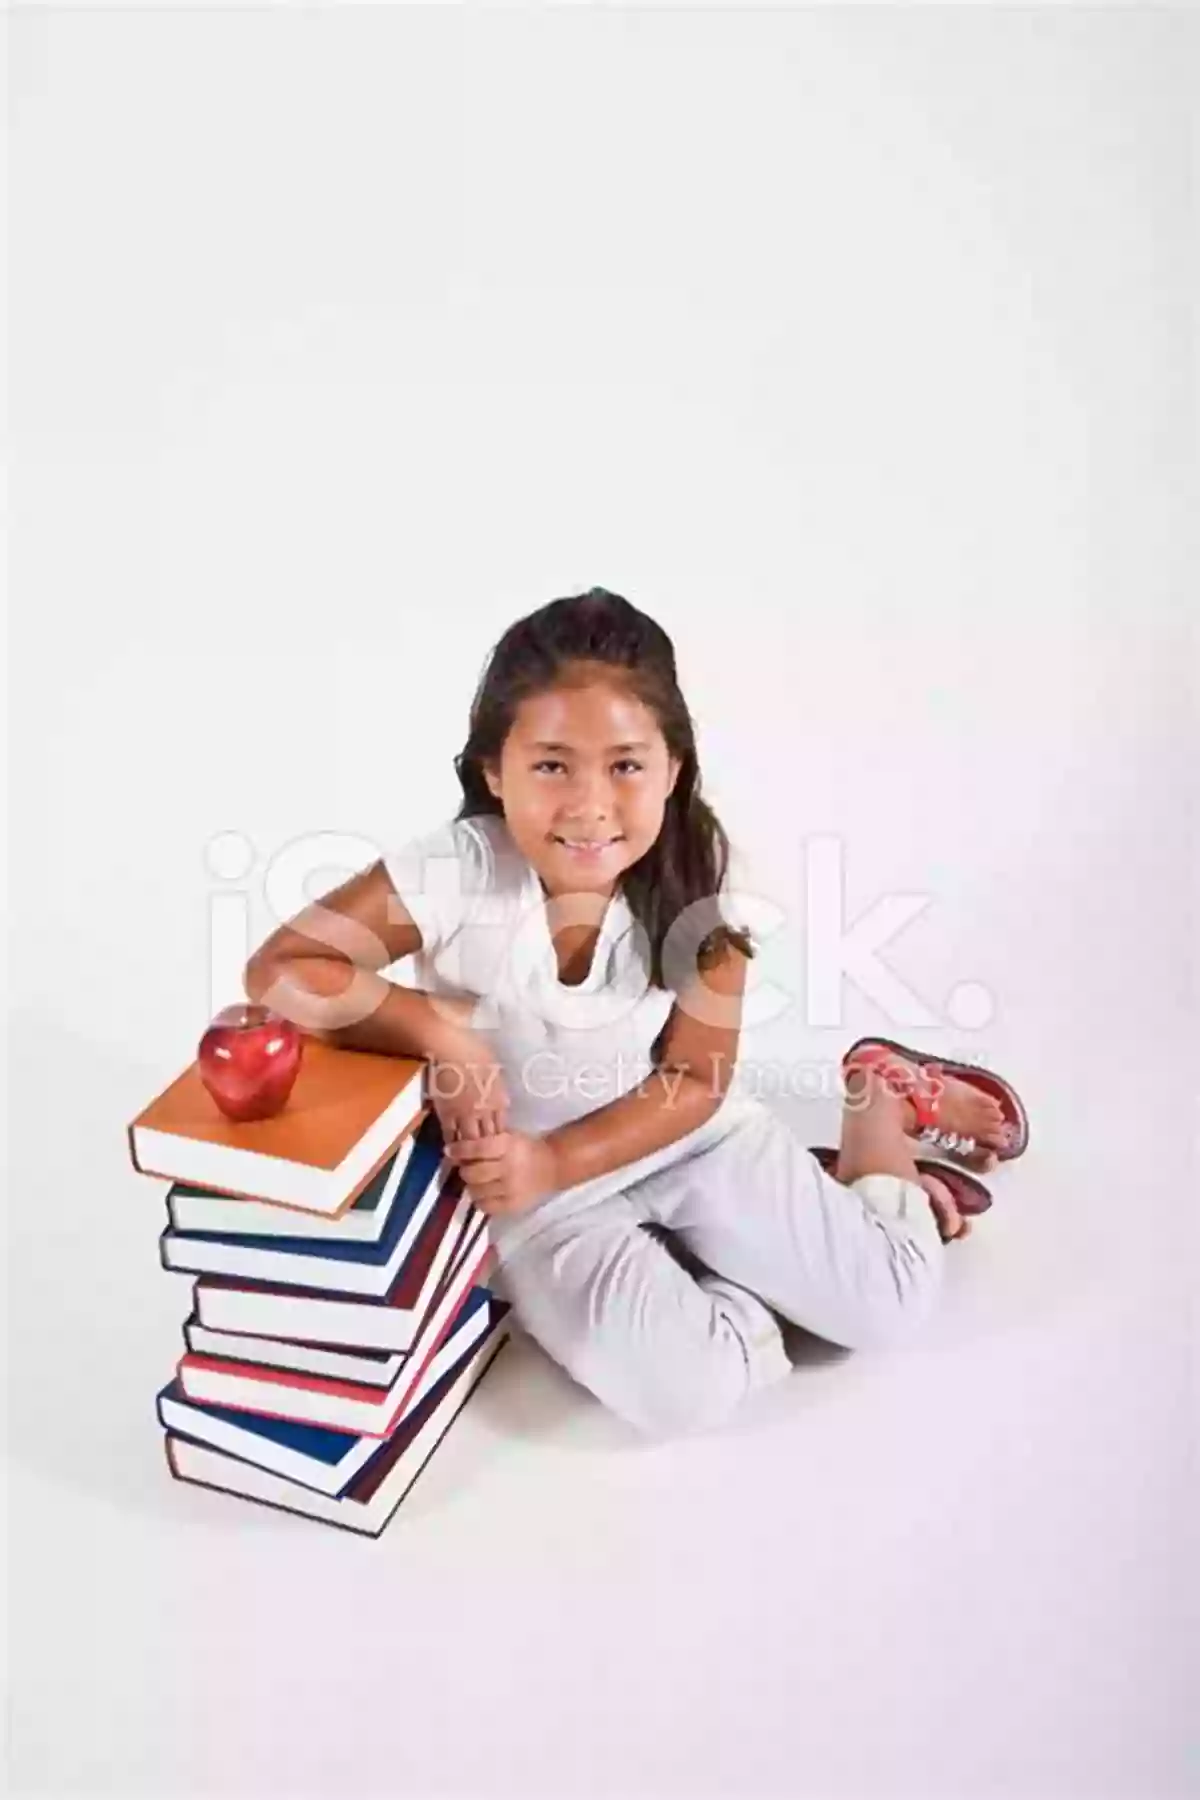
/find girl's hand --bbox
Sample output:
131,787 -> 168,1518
443,1130 -> 560,1217
426,1035 -> 511,1146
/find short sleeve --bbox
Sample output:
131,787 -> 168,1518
381,818 -> 492,959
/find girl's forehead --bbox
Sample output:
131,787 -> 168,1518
509,679 -> 664,746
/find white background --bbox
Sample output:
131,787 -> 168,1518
7,7 -> 1198,1799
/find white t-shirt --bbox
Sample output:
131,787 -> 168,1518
381,810 -> 760,1207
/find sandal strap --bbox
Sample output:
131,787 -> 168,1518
844,1044 -> 941,1132
918,1126 -> 976,1156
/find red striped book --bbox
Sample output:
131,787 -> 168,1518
177,1217 -> 494,1436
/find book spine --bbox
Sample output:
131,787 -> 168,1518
162,1324 -> 511,1536
179,1251 -> 492,1435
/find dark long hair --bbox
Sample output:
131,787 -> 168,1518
452,587 -> 756,990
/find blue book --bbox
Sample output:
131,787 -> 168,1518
165,1118 -> 430,1244
165,1309 -> 513,1536
159,1286 -> 497,1497
159,1126 -> 453,1298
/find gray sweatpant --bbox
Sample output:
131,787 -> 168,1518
486,1100 -> 947,1438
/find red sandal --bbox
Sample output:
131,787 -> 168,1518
841,1036 -> 1030,1170
808,1143 -> 993,1218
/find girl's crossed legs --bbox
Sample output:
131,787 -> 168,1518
489,1067 -> 951,1438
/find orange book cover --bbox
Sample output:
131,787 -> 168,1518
127,1032 -> 428,1217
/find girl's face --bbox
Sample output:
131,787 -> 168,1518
483,671 -> 681,898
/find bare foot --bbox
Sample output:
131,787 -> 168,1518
834,1072 -> 972,1240
914,1168 -> 973,1242
918,1068 -> 1008,1172
854,1056 -> 1011,1174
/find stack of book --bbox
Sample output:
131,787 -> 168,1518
125,1034 -> 511,1536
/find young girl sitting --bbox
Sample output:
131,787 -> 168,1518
245,587 -> 1027,1438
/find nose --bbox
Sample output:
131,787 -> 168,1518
559,771 -> 616,828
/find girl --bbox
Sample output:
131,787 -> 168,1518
246,588 -> 1027,1438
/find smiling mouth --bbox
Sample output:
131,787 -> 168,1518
552,835 -> 624,851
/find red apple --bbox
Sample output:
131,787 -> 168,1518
197,1004 -> 303,1122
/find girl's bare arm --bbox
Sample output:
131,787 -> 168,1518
242,858 -> 478,1062
541,937 -> 750,1189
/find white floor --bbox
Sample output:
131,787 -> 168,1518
7,1007 -> 1195,1800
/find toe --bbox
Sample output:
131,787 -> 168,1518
979,1099 -> 1007,1145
